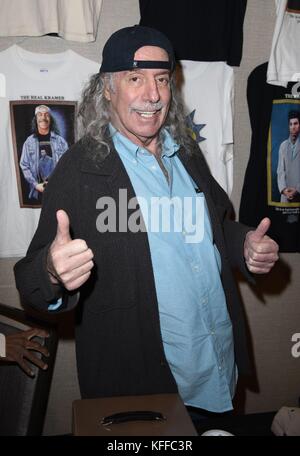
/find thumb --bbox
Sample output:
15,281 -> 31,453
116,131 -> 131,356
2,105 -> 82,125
55,209 -> 72,244
251,217 -> 271,242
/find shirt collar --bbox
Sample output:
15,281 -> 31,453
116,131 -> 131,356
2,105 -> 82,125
109,123 -> 180,159
161,129 -> 180,157
288,136 -> 299,147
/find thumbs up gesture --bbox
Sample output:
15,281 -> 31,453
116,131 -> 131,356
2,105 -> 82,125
244,218 -> 279,274
47,210 -> 94,290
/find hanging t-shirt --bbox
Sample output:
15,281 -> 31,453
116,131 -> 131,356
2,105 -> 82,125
0,0 -> 102,42
239,62 -> 300,252
179,61 -> 234,195
139,0 -> 247,66
267,0 -> 300,87
0,45 -> 99,257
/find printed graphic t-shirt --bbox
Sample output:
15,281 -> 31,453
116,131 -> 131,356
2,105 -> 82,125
239,62 -> 300,252
0,45 -> 99,257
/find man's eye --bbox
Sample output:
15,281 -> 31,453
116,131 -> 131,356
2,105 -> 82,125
129,76 -> 141,83
157,77 -> 170,85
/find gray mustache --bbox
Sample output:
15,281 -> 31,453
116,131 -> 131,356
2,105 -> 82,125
130,101 -> 165,112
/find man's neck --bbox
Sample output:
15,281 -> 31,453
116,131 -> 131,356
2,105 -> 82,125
127,134 -> 161,157
109,123 -> 162,156
38,129 -> 50,136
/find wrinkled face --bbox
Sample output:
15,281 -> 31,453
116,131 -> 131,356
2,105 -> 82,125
289,118 -> 300,140
36,110 -> 50,133
104,46 -> 171,154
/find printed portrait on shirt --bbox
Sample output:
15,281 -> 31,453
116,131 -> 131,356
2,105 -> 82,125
267,99 -> 300,208
286,0 -> 300,14
10,100 -> 76,208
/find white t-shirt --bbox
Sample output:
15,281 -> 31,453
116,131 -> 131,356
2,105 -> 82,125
0,45 -> 99,258
0,0 -> 102,42
267,0 -> 300,87
179,61 -> 234,195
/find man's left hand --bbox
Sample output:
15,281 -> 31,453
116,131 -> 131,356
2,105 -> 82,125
244,218 -> 279,274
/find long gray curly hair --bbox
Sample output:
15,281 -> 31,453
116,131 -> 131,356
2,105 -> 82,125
78,71 -> 194,154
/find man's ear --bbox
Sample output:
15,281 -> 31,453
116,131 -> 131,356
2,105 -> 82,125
104,83 -> 111,101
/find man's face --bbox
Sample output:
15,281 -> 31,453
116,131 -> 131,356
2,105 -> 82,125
36,110 -> 50,134
289,117 -> 300,141
104,46 -> 171,153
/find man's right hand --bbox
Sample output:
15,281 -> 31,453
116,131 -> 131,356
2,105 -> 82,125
282,187 -> 297,200
47,210 -> 94,291
35,183 -> 46,193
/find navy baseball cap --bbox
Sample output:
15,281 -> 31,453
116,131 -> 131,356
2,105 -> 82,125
99,25 -> 175,73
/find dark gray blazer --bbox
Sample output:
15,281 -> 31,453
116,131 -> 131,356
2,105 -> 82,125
15,134 -> 253,399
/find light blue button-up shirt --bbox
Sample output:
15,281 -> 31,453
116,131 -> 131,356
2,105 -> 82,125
111,125 -> 237,412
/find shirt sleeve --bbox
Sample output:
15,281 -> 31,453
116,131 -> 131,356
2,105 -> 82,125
48,297 -> 63,311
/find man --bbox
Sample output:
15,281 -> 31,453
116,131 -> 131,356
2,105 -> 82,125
0,328 -> 49,376
20,105 -> 68,200
14,26 -> 279,417
277,110 -> 300,203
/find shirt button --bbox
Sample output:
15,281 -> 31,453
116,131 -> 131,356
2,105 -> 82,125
151,165 -> 157,171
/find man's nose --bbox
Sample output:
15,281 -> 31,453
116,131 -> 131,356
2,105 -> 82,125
143,79 -> 160,103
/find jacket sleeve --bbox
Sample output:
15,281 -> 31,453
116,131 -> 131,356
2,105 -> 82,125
223,218 -> 255,283
206,160 -> 255,283
19,137 -> 38,188
14,150 -> 79,313
277,141 -> 287,194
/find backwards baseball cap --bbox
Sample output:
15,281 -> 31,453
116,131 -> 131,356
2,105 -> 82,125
35,105 -> 51,115
99,25 -> 175,73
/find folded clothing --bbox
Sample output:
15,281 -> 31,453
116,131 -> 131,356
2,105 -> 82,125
271,407 -> 300,436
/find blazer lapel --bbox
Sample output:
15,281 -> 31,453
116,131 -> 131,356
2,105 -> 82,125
79,134 -> 138,202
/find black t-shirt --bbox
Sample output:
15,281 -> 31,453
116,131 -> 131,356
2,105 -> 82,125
239,62 -> 300,252
139,0 -> 247,66
37,132 -> 53,183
